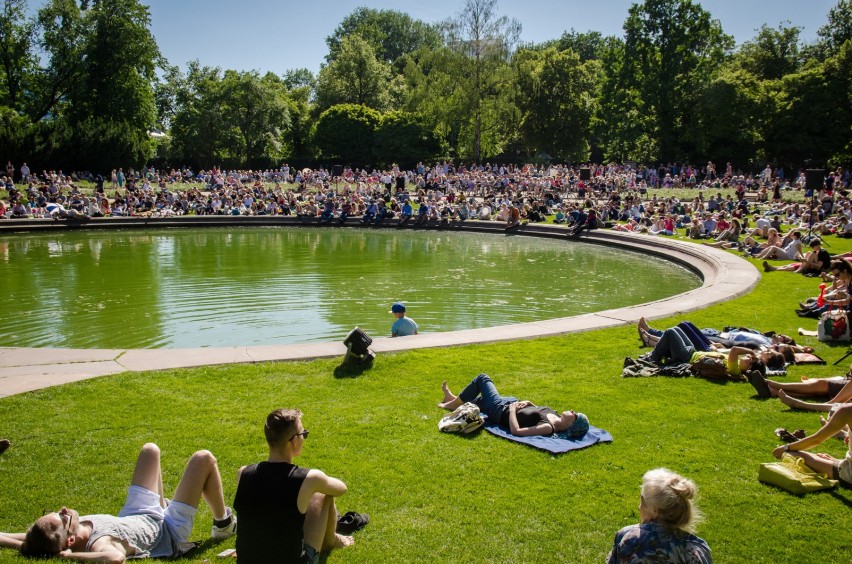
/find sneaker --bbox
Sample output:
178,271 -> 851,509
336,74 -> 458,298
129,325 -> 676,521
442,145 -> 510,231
211,508 -> 237,539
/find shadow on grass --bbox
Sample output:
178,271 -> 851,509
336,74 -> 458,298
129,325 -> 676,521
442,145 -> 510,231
333,360 -> 374,379
827,487 -> 852,508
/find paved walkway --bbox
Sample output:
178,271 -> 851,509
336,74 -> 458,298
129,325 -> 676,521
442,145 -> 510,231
0,225 -> 759,398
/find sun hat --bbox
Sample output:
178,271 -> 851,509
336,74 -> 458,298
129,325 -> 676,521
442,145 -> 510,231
389,302 -> 406,314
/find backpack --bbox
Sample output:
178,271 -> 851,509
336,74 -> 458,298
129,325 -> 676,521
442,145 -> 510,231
438,402 -> 484,434
690,355 -> 729,380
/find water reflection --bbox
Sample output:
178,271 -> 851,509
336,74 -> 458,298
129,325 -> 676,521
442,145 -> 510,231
2,228 -> 699,348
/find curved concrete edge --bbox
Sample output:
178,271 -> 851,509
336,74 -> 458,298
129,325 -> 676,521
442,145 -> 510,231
0,225 -> 760,398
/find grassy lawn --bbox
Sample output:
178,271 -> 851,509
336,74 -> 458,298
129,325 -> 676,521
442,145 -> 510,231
1,225 -> 851,563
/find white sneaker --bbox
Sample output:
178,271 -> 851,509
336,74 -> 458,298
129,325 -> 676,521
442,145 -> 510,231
211,508 -> 237,539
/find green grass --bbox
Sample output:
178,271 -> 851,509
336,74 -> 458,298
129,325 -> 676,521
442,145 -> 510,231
2,229 -> 852,563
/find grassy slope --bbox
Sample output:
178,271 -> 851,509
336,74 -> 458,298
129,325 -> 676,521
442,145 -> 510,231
1,218 -> 851,563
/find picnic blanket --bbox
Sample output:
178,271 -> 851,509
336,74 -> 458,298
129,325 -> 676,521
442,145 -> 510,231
622,356 -> 693,378
483,421 -> 613,454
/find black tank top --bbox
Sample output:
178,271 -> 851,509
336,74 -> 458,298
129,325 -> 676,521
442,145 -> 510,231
515,406 -> 558,430
233,461 -> 309,563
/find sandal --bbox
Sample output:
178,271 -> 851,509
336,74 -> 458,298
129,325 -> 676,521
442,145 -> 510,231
336,511 -> 370,535
774,428 -> 798,443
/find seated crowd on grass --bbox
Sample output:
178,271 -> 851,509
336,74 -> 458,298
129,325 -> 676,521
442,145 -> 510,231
3,157 -> 852,562
1,161 -> 849,229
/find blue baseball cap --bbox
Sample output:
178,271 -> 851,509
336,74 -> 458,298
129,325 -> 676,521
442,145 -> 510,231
390,303 -> 406,313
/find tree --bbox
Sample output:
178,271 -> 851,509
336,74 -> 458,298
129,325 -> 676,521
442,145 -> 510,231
219,70 -> 290,165
816,0 -> 852,57
168,62 -> 237,168
326,7 -> 441,70
619,0 -> 734,161
733,23 -> 803,81
690,66 -> 763,165
315,35 -> 395,113
513,46 -> 601,162
373,111 -> 443,168
312,104 -> 381,166
0,0 -> 36,112
441,0 -> 521,162
552,29 -> 607,62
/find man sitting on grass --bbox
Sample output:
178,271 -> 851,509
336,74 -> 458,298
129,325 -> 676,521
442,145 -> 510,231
233,408 -> 366,563
0,443 -> 236,561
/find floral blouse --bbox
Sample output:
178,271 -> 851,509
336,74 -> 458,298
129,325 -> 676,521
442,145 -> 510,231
607,522 -> 712,563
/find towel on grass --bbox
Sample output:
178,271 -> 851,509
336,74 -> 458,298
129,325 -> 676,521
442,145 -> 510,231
483,422 -> 613,454
793,352 -> 826,365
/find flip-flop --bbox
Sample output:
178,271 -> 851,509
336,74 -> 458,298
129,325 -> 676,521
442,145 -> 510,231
774,428 -> 797,442
336,511 -> 370,535
747,370 -> 771,399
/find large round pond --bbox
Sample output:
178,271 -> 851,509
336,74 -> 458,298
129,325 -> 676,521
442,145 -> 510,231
3,228 -> 700,348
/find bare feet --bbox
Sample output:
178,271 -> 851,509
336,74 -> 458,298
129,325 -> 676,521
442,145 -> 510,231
331,534 -> 355,549
441,381 -> 454,403
778,390 -> 832,411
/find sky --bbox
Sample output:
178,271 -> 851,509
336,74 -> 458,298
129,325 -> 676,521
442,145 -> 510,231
29,0 -> 841,76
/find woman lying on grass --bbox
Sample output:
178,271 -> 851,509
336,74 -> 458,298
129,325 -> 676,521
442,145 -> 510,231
439,374 -> 589,439
747,370 -> 852,408
607,468 -> 711,564
638,320 -> 783,378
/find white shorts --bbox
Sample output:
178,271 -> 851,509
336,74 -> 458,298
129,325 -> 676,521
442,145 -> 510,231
837,455 -> 852,486
119,485 -> 197,543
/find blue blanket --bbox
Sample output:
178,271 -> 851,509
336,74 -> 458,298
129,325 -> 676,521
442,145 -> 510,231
483,422 -> 613,454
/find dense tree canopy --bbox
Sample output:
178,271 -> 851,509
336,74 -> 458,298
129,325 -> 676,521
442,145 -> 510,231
1,0 -> 851,172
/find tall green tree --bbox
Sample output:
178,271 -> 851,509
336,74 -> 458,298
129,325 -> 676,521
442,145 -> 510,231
733,23 -> 803,81
219,70 -> 290,165
440,0 -> 521,162
0,0 -> 36,112
618,0 -> 734,161
315,35 -> 397,113
513,46 -> 601,162
816,0 -> 852,58
326,7 -> 441,71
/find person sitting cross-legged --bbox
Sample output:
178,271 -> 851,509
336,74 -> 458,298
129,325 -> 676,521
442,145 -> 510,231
233,408 -> 362,564
0,443 -> 236,561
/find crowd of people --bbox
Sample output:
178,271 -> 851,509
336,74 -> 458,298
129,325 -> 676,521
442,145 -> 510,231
2,161 -> 850,235
5,158 -> 852,562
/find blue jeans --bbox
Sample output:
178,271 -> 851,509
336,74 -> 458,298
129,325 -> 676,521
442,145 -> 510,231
646,322 -> 713,352
458,374 -> 517,427
649,328 -> 696,364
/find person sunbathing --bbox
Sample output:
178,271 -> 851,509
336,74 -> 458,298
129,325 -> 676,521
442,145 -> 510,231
0,443 -> 235,560
640,322 -> 770,378
439,374 -> 589,438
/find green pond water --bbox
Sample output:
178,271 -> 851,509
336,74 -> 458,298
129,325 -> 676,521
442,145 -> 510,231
2,228 -> 700,348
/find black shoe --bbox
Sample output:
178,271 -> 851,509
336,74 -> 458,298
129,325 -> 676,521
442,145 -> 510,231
336,511 -> 370,535
747,370 -> 771,399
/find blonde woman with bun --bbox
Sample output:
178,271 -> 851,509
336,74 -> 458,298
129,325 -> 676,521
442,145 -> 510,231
607,468 -> 712,563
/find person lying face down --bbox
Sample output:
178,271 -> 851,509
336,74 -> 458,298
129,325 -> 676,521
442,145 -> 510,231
439,374 -> 590,438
